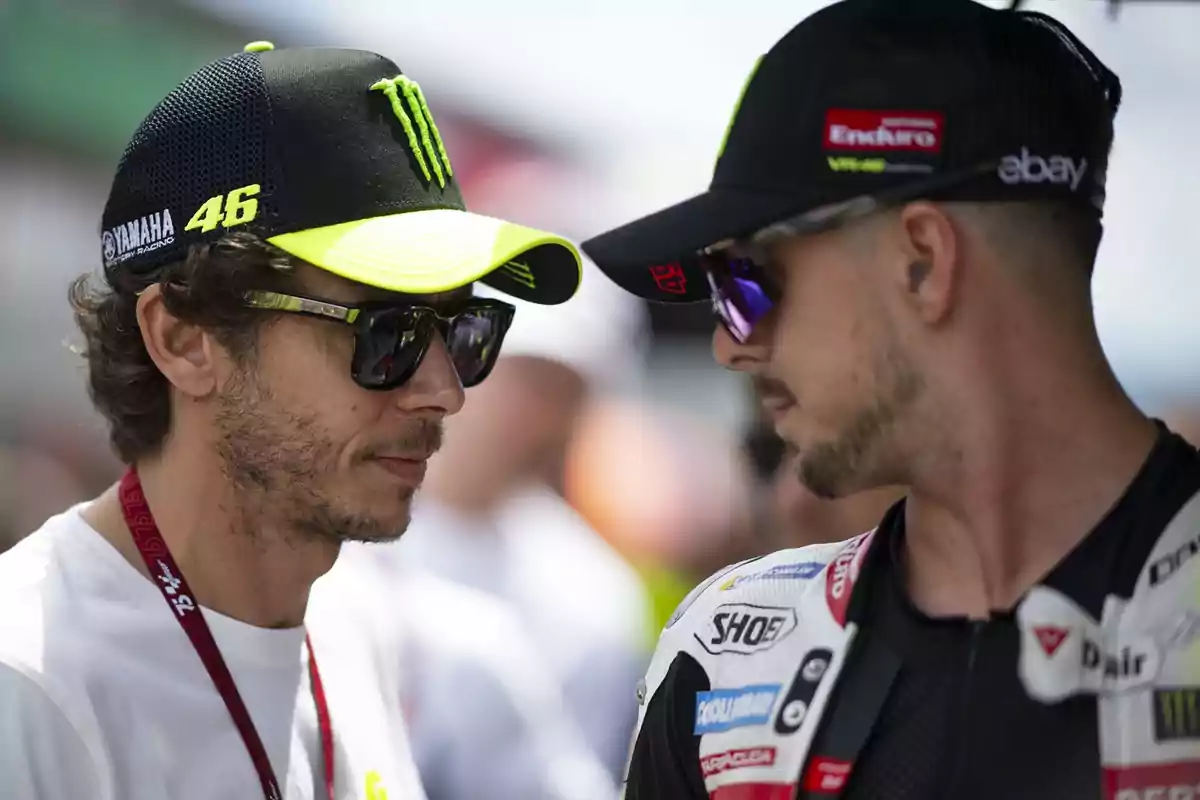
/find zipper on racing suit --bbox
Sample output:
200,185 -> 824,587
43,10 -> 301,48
941,620 -> 985,800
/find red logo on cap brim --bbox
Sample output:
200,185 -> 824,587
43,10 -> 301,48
649,263 -> 689,295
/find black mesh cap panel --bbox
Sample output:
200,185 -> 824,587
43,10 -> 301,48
100,53 -> 283,278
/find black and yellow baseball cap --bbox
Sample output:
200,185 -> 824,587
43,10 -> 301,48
100,42 -> 581,304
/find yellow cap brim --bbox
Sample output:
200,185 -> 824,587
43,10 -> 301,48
268,208 -> 582,305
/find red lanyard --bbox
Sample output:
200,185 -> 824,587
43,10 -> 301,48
118,468 -> 335,800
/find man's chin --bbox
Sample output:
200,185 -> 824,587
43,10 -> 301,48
336,506 -> 412,543
294,498 -> 412,546
795,446 -> 858,501
338,527 -> 407,545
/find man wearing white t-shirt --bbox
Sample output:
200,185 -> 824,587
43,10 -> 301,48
0,40 -> 584,799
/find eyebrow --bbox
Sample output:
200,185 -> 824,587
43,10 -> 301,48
435,285 -> 474,303
420,285 -> 473,309
350,284 -> 474,307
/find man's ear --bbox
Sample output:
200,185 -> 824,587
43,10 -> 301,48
135,284 -> 219,398
894,201 -> 961,326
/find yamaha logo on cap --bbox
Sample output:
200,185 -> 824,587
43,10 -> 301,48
101,208 -> 177,269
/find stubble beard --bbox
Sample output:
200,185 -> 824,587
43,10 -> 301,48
796,340 -> 924,500
213,370 -> 416,548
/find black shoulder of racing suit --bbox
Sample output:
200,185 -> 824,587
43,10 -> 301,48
624,651 -> 710,800
1080,424 -> 1200,607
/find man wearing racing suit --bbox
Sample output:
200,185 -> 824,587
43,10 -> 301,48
581,0 -> 1200,798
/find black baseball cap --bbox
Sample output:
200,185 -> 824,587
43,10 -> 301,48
101,42 -> 581,304
582,0 -> 1122,303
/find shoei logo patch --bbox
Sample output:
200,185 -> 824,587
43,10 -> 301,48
694,684 -> 781,734
997,147 -> 1088,192
700,747 -> 777,778
824,110 -> 943,152
371,75 -> 454,189
698,603 -> 798,655
102,208 -> 176,267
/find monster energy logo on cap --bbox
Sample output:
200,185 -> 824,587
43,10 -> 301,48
371,74 -> 454,189
501,260 -> 537,290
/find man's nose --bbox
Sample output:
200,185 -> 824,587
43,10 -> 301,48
712,322 -> 772,373
393,332 -> 466,417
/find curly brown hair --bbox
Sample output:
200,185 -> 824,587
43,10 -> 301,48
69,232 -> 300,464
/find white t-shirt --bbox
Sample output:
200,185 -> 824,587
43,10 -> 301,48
397,487 -> 651,780
0,505 -> 426,800
336,545 -> 616,800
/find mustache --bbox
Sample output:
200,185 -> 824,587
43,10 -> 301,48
751,375 -> 795,403
360,419 -> 444,461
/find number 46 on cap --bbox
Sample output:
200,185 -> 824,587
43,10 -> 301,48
185,184 -> 261,233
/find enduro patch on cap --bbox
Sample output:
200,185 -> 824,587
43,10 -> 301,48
823,110 -> 943,152
823,110 -> 943,176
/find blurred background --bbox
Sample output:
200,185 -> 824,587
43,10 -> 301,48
2,0 -> 1199,795
4,0 -> 1200,572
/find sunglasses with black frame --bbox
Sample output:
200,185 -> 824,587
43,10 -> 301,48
243,290 -> 516,390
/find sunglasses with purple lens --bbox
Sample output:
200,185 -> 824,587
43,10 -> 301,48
703,255 -> 780,344
700,161 -> 1000,344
